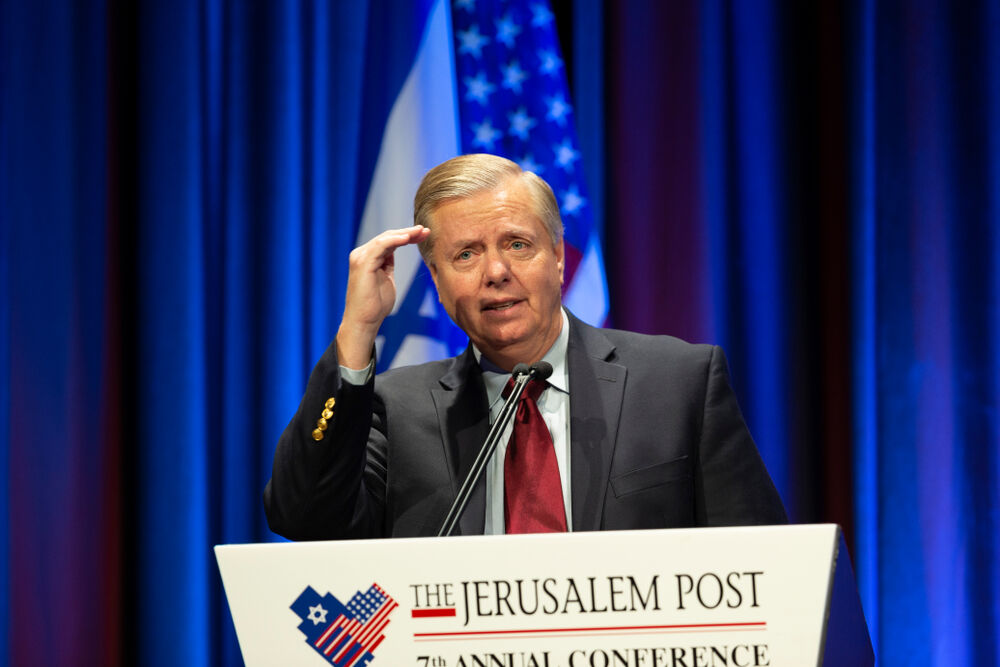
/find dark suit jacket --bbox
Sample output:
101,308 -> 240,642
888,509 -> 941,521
264,314 -> 787,540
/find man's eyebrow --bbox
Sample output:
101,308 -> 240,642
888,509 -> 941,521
442,226 -> 537,249
499,224 -> 539,236
442,236 -> 482,248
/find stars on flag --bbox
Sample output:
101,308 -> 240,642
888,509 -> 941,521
518,154 -> 543,174
530,3 -> 555,27
451,1 -> 588,201
538,49 -> 563,76
346,585 -> 389,623
508,106 -> 537,140
446,0 -> 608,327
553,137 -> 580,171
472,118 -> 502,150
495,12 -> 522,48
546,93 -> 571,127
464,71 -> 497,105
457,24 -> 490,58
501,60 -> 529,94
560,184 -> 586,216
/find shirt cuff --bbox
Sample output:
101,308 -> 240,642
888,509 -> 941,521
339,359 -> 374,386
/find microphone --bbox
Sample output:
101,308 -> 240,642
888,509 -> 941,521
530,361 -> 553,382
437,359 -> 549,537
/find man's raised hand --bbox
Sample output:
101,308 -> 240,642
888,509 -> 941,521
335,225 -> 431,370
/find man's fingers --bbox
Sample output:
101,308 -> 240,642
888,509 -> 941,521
368,225 -> 430,257
347,226 -> 430,288
340,226 -> 430,354
349,226 -> 430,275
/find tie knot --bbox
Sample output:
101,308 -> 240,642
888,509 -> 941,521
502,376 -> 547,402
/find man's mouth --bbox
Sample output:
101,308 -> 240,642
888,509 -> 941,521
483,300 -> 519,311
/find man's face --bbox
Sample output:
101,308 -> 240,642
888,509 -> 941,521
427,178 -> 564,370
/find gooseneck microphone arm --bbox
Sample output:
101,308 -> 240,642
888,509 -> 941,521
437,361 -> 553,537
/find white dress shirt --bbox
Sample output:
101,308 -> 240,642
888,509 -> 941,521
475,309 -> 571,534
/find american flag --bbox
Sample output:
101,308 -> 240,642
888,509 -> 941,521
292,584 -> 398,667
449,0 -> 609,326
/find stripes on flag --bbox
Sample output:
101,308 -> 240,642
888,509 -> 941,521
312,584 -> 398,667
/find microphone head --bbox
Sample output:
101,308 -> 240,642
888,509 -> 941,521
530,361 -> 554,381
511,363 -> 531,378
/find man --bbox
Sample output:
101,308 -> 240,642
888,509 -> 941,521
264,154 -> 786,540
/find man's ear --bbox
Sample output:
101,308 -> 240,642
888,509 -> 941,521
427,261 -> 442,301
555,240 -> 565,285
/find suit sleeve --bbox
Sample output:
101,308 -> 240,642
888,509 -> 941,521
263,340 -> 388,540
694,346 -> 788,526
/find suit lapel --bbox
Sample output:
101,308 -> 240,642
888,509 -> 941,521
567,316 -> 626,532
431,347 -> 490,536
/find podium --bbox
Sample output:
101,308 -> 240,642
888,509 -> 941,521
216,524 -> 873,666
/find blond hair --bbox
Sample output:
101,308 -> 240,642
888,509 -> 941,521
413,154 -> 563,262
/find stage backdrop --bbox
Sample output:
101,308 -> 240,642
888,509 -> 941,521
1,0 -> 997,665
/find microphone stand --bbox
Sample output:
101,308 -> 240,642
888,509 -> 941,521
437,362 -> 540,537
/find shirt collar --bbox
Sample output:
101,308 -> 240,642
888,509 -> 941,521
474,308 -> 570,395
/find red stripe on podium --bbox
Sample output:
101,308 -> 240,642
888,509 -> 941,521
411,608 -> 458,618
414,621 -> 767,639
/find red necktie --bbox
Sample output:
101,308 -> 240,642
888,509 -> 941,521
503,378 -> 567,533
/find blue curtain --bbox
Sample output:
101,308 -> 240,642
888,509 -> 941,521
605,0 -> 1000,663
850,0 -> 1000,662
2,0 -> 999,665
1,1 -> 121,664
135,2 -> 372,664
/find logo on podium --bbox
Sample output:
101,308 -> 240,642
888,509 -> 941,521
291,583 -> 398,666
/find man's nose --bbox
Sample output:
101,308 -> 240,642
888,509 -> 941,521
483,249 -> 511,286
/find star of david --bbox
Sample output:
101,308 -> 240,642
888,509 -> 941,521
376,269 -> 468,374
307,604 -> 328,625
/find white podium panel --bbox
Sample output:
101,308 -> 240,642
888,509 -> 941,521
216,524 -> 872,667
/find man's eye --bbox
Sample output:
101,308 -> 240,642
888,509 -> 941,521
511,241 -> 526,250
457,250 -> 473,260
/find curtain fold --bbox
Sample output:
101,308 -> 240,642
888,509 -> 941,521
607,1 -> 1000,663
850,0 -> 1000,661
606,0 -> 841,526
133,2 -> 369,664
1,0 -> 120,664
